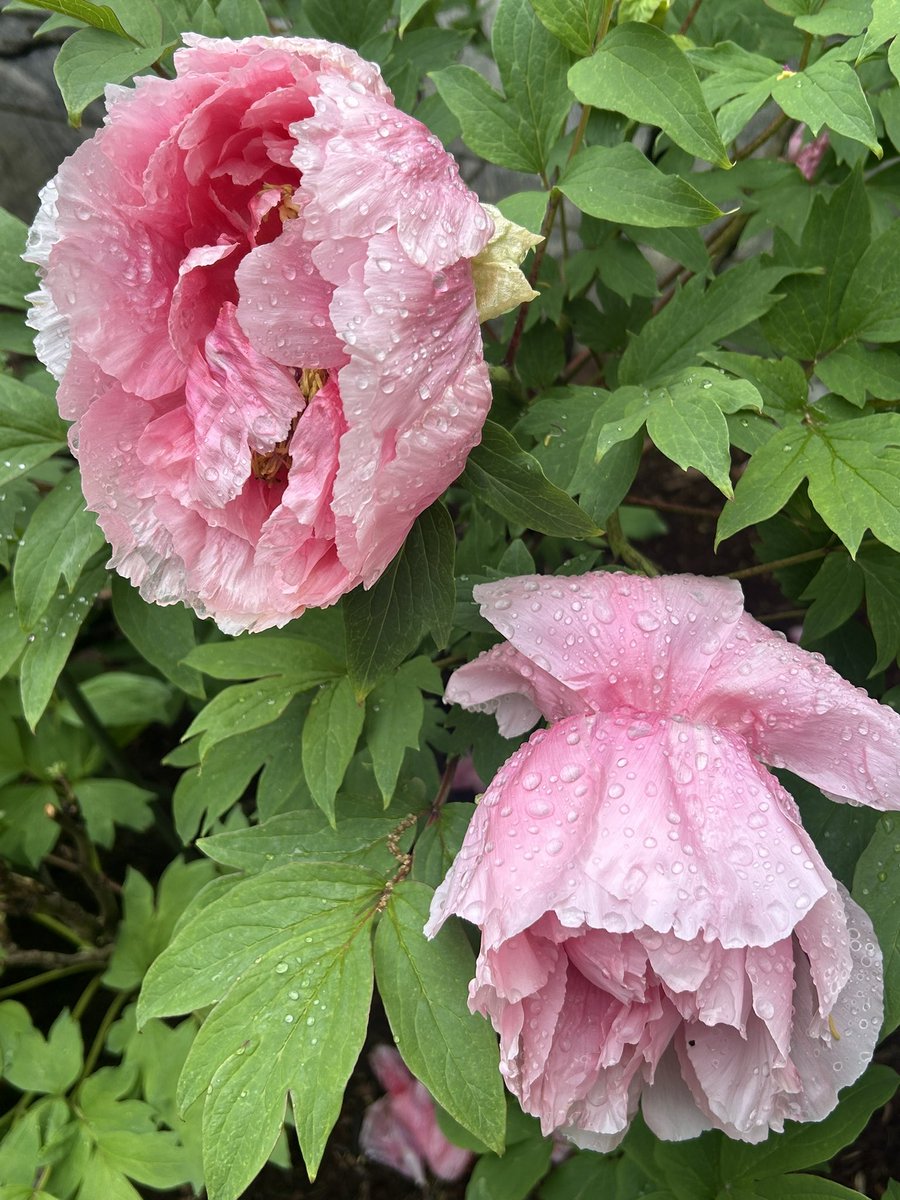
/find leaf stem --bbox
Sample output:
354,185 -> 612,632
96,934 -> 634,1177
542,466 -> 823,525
0,960 -> 103,1002
728,538 -> 876,580
55,670 -> 151,791
30,911 -> 92,951
79,987 -> 130,1080
678,0 -> 704,35
605,511 -> 660,576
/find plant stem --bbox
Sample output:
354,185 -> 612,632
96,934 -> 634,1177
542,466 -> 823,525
72,970 -> 105,1021
79,988 -> 130,1080
0,960 -> 103,1002
624,494 -> 720,518
727,539 -> 876,580
30,911 -> 92,951
55,670 -> 150,790
605,511 -> 660,576
432,755 -> 461,818
679,0 -> 704,34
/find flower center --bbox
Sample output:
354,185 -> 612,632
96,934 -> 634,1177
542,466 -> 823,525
260,182 -> 300,222
250,368 -> 328,485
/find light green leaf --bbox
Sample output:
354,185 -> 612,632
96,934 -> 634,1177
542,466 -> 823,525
59,671 -> 173,729
0,209 -> 37,310
558,144 -> 722,227
461,421 -> 601,539
399,0 -> 431,35
0,1006 -> 82,1094
568,22 -> 730,167
54,28 -> 169,126
857,0 -> 900,58
772,56 -> 880,156
213,0 -> 269,36
184,637 -> 342,684
183,677 -> 300,760
7,0 -> 132,39
466,1135 -> 553,1199
343,501 -> 455,699
0,375 -> 68,488
751,1177 -> 875,1199
795,0 -> 872,34
838,221 -> 900,342
110,577 -> 205,698
13,471 -> 104,629
645,389 -> 735,497
374,881 -> 506,1154
139,863 -> 383,1194
301,677 -> 365,823
72,779 -> 155,847
529,0 -> 604,56
19,565 -> 106,730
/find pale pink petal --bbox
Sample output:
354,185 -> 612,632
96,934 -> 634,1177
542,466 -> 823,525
328,232 -> 491,584
360,1096 -> 426,1186
445,641 -> 590,736
745,938 -> 796,1061
235,215 -> 347,368
694,616 -> 900,811
169,241 -> 240,363
641,1044 -> 712,1141
394,1083 -> 473,1182
293,74 -> 492,271
795,887 -> 853,1017
468,573 -> 746,717
369,1045 -> 414,1096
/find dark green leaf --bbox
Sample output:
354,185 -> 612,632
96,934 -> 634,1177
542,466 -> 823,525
466,1135 -> 553,1199
529,0 -> 604,56
301,677 -> 365,823
111,577 -> 205,699
772,55 -> 879,156
72,779 -> 155,848
366,672 -> 424,806
0,209 -> 37,310
184,637 -> 343,684
0,375 -> 68,488
854,813 -> 900,1034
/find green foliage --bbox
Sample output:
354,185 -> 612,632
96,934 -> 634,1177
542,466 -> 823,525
3,0 -> 900,1197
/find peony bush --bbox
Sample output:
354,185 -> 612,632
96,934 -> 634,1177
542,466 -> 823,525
1,2 -> 900,1200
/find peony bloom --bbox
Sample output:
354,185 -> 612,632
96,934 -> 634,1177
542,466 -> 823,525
427,572 -> 897,1148
359,1045 -> 473,1185
24,36 -> 502,633
786,125 -> 830,180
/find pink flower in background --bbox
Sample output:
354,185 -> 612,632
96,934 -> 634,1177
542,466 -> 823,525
427,572 -> 899,1148
360,1045 -> 473,1185
25,36 -> 495,633
786,125 -> 830,180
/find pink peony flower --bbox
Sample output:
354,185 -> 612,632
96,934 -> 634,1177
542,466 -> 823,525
427,572 -> 897,1149
24,35 -> 497,633
359,1045 -> 473,1185
786,125 -> 830,180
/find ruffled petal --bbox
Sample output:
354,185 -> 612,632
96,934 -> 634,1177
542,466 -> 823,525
641,1044 -> 712,1141
444,641 -> 590,736
469,573 -> 746,717
694,615 -> 900,810
293,73 -> 492,271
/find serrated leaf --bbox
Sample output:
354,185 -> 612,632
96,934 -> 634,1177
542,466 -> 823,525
343,501 -> 455,699
854,814 -> 900,1033
719,1064 -> 898,1182
374,881 -> 506,1154
529,0 -> 604,56
462,421 -> 600,539
800,554 -> 864,642
72,779 -> 155,848
558,144 -> 722,227
139,863 -> 383,1195
772,56 -> 880,156
568,22 -> 730,167
0,375 -> 68,488
301,677 -> 365,823
19,565 -> 106,730
303,0 -> 391,46
53,27 -> 169,126
13,471 -> 104,629
0,209 -> 38,310
645,389 -> 735,496
816,344 -> 900,406
795,0 -> 872,35
110,577 -> 204,699
838,221 -> 900,343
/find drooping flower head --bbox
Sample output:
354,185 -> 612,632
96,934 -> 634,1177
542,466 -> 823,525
427,572 -> 897,1148
24,35 -> 515,633
360,1045 -> 473,1185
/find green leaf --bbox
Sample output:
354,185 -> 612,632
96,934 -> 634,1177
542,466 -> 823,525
466,1135 -> 553,1199
343,501 -> 455,699
53,28 -> 169,126
213,0 -> 269,36
374,880 -> 506,1154
772,56 -> 880,156
719,1064 -> 898,1182
645,387 -> 735,497
411,803 -> 473,888
13,471 -> 104,629
19,565 -> 106,729
72,779 -> 155,848
800,554 -> 864,643
366,672 -> 424,805
558,144 -> 722,227
750,1178 -> 871,1199
0,1005 -> 82,1094
183,676 -> 300,760
854,813 -> 900,1033
619,262 -> 789,386
105,859 -> 217,991
857,0 -> 900,57
399,0 -> 431,35
568,22 -> 730,168
462,421 -> 600,539
816,344 -> 900,406
838,221 -> 900,343
795,0 -> 872,35
110,577 -> 205,699
858,544 -> 900,672
139,863 -> 383,1193
790,774 -> 878,888
303,0 -> 391,46
717,414 -> 900,554
0,209 -> 38,310
7,0 -> 132,40
59,670 -> 173,729
184,636 -> 343,684
301,677 -> 365,823
431,0 -> 572,174
0,375 -> 68,488
529,0 -> 604,56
